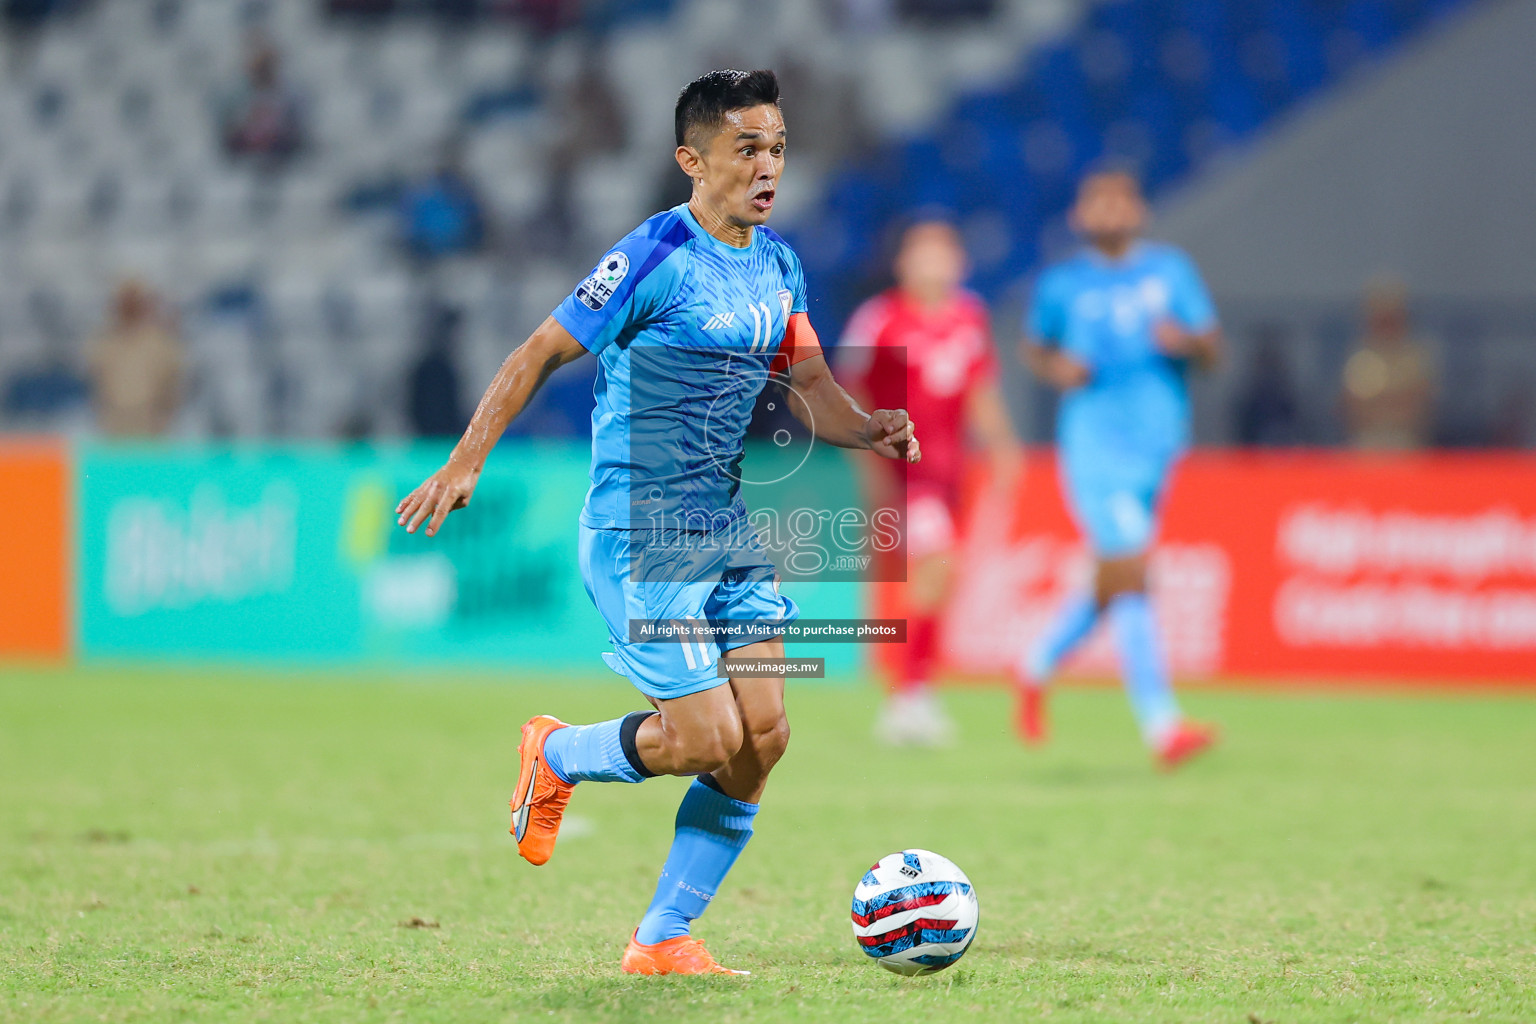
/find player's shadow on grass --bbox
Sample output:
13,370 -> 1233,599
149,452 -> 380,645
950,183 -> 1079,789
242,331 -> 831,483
529,962 -> 985,1008
529,974 -> 758,1015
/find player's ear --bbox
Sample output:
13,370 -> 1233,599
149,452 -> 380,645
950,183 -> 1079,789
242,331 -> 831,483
676,144 -> 704,183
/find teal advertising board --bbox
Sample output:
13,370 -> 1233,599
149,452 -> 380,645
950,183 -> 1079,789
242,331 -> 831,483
75,442 -> 863,673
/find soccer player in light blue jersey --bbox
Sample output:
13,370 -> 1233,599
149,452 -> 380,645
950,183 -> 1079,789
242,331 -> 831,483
1015,169 -> 1220,770
395,70 -> 919,975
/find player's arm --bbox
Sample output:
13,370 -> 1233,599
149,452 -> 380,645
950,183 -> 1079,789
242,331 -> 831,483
397,317 -> 587,536
1020,268 -> 1090,390
1021,339 -> 1090,390
1155,252 -> 1222,370
778,313 -> 919,463
966,380 -> 1023,485
829,360 -> 892,499
1154,322 -> 1222,370
786,352 -> 920,463
962,305 -> 1022,482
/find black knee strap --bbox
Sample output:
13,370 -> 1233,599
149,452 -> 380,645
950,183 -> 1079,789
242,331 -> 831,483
619,711 -> 659,778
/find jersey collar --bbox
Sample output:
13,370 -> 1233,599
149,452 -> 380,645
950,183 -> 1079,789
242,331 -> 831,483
677,203 -> 759,258
1082,239 -> 1146,268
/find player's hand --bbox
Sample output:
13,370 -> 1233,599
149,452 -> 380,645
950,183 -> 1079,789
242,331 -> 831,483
1034,348 -> 1091,391
1154,320 -> 1221,369
1153,320 -> 1197,357
396,456 -> 482,537
864,409 -> 921,464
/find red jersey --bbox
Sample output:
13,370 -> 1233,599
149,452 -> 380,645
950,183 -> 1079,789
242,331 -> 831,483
837,287 -> 997,498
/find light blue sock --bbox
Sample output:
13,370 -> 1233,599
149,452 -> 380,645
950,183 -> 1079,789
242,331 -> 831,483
1023,592 -> 1100,681
541,713 -> 652,785
634,777 -> 758,945
1108,592 -> 1180,744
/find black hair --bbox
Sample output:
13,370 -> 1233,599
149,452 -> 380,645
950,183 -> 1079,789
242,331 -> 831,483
674,68 -> 780,149
877,207 -> 960,278
893,207 -> 961,241
1077,159 -> 1145,195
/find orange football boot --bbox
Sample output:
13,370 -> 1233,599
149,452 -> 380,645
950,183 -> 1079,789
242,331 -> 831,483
620,933 -> 748,976
508,715 -> 575,866
1156,720 -> 1218,771
1016,682 -> 1047,746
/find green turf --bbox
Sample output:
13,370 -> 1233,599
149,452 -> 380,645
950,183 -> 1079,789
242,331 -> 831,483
1,668 -> 1533,1023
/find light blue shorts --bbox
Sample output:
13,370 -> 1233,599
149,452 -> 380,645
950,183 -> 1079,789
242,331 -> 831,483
1061,458 -> 1174,559
578,522 -> 800,701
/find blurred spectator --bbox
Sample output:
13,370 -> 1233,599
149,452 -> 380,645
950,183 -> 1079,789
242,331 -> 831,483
1490,373 -> 1534,449
531,54 -> 627,253
407,304 -> 468,438
87,280 -> 182,437
1233,324 -> 1302,445
775,56 -> 869,164
1341,277 -> 1436,451
555,57 -> 627,161
219,36 -> 307,167
400,140 -> 488,263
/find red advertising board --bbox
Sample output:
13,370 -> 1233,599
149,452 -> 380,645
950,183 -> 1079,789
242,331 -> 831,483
919,451 -> 1536,685
0,438 -> 70,661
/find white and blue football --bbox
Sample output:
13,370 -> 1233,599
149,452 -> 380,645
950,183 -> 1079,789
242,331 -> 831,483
850,849 -> 979,975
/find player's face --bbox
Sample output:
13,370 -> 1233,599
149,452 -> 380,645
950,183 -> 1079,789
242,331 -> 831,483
692,104 -> 786,227
1071,174 -> 1147,247
895,223 -> 967,299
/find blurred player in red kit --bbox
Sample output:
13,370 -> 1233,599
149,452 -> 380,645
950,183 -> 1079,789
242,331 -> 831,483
838,220 -> 1021,745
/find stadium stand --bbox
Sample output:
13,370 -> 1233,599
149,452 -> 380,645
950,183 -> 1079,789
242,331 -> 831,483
0,0 -> 1083,439
2,0 -> 1524,448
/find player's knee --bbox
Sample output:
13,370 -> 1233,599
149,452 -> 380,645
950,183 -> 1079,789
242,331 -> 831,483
683,745 -> 735,775
752,716 -> 790,766
676,717 -> 744,774
1095,556 -> 1148,603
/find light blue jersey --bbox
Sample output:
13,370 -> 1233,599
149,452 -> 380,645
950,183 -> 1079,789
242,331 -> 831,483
553,203 -> 808,533
1027,242 -> 1216,556
552,204 -> 805,699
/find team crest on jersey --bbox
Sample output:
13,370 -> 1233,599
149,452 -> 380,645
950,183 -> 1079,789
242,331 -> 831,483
1139,276 -> 1170,315
576,251 -> 629,310
777,289 -> 793,321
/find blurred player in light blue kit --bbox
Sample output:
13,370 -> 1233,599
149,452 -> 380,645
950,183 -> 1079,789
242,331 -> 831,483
1015,169 -> 1220,770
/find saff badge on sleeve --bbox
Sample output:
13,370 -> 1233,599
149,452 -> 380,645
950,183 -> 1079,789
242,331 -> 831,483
577,252 -> 631,311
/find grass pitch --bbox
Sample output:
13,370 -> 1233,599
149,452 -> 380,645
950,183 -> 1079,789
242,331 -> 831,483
1,668 -> 1533,1023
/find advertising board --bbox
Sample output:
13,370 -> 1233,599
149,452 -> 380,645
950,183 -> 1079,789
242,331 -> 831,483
926,451 -> 1536,685
74,442 -> 861,673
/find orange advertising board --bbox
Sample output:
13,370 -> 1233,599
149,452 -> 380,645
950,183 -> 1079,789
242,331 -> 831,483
0,438 -> 70,661
924,451 -> 1536,685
